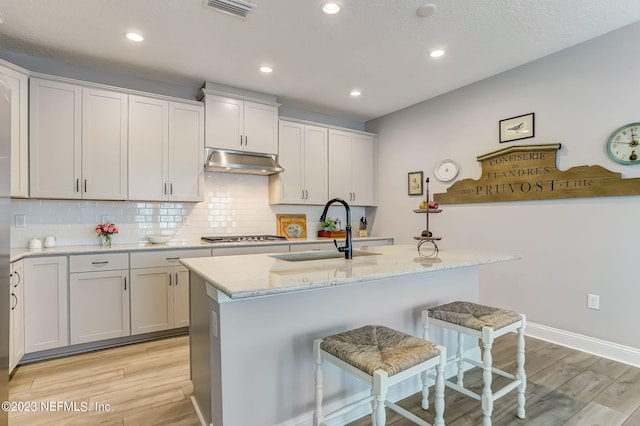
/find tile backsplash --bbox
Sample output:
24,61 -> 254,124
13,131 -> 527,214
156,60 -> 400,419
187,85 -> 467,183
11,173 -> 365,248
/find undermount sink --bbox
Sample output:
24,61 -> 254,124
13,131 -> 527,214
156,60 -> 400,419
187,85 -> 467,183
270,250 -> 381,262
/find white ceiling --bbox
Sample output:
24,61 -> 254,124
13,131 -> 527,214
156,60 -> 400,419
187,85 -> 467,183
1,0 -> 640,122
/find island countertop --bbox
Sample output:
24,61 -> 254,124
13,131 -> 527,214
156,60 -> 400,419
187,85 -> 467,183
180,244 -> 521,300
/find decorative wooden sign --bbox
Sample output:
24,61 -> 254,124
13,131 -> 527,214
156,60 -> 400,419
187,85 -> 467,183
434,143 -> 640,204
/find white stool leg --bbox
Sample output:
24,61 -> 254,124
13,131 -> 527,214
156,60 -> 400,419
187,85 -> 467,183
516,315 -> 527,419
373,371 -> 389,426
481,327 -> 494,426
434,346 -> 447,426
313,340 -> 324,426
421,310 -> 431,410
456,331 -> 465,386
371,387 -> 377,425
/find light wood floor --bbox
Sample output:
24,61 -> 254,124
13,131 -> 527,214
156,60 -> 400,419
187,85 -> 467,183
8,336 -> 200,425
7,334 -> 640,425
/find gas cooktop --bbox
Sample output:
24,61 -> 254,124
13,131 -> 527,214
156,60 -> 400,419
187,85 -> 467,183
201,235 -> 288,243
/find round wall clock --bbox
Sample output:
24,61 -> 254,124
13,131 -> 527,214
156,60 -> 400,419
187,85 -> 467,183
606,122 -> 640,165
434,159 -> 459,182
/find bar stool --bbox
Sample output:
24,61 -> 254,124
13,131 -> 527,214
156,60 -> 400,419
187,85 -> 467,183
313,325 -> 447,426
423,301 -> 526,426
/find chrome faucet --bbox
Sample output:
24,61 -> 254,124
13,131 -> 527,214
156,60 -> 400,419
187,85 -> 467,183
320,198 -> 353,259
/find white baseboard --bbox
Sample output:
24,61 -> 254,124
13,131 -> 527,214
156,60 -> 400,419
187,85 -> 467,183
525,321 -> 640,368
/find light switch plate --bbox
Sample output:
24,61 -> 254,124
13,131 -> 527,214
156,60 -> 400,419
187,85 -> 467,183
101,215 -> 113,224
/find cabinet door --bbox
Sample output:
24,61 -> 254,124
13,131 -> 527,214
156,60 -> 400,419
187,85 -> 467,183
82,88 -> 128,200
204,95 -> 243,151
30,78 -> 82,199
70,270 -> 130,344
173,267 -> 190,328
9,261 -> 25,372
327,129 -> 352,201
23,257 -> 68,353
350,133 -> 376,206
243,101 -> 278,154
129,95 -> 168,200
0,65 -> 29,198
168,102 -> 204,202
271,121 -> 304,204
303,125 -> 328,204
130,267 -> 173,334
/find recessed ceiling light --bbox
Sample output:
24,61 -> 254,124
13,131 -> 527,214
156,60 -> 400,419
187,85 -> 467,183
350,90 -> 362,97
416,4 -> 437,18
430,49 -> 445,58
322,1 -> 341,14
125,32 -> 144,42
259,66 -> 273,73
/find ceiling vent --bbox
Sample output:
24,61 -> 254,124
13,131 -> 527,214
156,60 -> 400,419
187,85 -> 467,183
203,0 -> 255,18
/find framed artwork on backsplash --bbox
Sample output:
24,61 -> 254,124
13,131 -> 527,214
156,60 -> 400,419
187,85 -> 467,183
276,214 -> 307,239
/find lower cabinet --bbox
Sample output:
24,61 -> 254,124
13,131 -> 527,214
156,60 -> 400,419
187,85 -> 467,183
69,253 -> 130,344
23,256 -> 68,353
9,260 -> 25,373
130,249 -> 211,335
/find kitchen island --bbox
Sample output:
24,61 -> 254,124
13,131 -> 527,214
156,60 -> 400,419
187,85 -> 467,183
181,245 -> 520,426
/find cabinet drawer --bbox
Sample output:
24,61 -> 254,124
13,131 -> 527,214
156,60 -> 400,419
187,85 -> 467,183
69,253 -> 129,273
130,248 -> 211,269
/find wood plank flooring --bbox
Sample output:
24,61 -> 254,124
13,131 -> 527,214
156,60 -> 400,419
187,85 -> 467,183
7,334 -> 640,425
8,336 -> 200,425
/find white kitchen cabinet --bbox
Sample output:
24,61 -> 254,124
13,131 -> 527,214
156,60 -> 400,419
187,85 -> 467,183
9,260 -> 25,373
23,256 -> 68,353
0,61 -> 29,198
30,78 -> 128,200
128,95 -> 203,202
203,93 -> 278,155
130,249 -> 211,334
69,253 -> 130,344
328,129 -> 377,206
269,121 -> 328,204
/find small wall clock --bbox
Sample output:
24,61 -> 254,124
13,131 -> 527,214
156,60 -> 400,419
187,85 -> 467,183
434,159 -> 459,182
607,122 -> 640,165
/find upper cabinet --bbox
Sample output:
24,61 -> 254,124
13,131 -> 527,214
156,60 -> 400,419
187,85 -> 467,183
270,120 -> 328,204
328,129 -> 377,206
200,87 -> 278,155
0,61 -> 29,198
30,78 -> 128,200
128,95 -> 203,202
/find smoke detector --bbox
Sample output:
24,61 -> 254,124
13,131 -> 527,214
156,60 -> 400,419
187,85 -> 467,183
203,0 -> 256,18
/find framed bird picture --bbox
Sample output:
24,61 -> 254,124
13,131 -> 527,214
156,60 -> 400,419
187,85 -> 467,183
499,113 -> 535,143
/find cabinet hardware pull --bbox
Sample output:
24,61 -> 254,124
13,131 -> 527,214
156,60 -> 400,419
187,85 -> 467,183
13,271 -> 20,288
305,190 -> 308,200
91,261 -> 109,266
124,276 -> 127,290
170,183 -> 173,195
11,293 -> 17,311
164,182 -> 167,195
175,272 -> 179,286
84,179 -> 87,193
240,135 -> 243,146
301,190 -> 304,200
353,192 -> 356,201
245,135 -> 248,146
166,257 -> 179,262
169,273 -> 172,286
76,178 -> 80,193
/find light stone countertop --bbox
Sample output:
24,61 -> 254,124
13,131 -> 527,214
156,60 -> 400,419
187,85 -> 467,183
180,244 -> 521,300
9,236 -> 393,263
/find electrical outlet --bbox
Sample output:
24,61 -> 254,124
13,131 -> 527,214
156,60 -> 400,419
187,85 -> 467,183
101,215 -> 113,224
587,294 -> 600,310
14,214 -> 26,228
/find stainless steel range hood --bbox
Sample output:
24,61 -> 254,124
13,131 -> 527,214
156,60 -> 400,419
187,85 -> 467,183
205,148 -> 284,175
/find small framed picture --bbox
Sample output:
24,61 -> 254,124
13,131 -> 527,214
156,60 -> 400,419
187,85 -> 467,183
499,113 -> 535,143
408,171 -> 424,196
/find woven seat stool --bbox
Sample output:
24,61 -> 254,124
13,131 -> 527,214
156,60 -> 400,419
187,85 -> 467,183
313,325 -> 447,426
423,301 -> 526,426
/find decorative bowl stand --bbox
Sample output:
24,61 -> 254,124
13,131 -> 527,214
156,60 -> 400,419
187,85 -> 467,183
413,178 -> 442,256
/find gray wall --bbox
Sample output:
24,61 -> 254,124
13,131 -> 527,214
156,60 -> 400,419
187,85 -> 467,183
366,21 -> 640,348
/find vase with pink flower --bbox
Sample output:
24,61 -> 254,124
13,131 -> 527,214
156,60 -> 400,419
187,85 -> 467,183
96,223 -> 119,247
